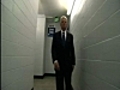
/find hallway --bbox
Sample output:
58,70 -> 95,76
34,76 -> 55,90
1,0 -> 120,90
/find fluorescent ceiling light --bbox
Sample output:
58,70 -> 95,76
71,0 -> 86,22
59,0 -> 67,9
59,0 -> 85,15
67,0 -> 75,15
68,0 -> 86,16
59,0 -> 75,15
76,0 -> 86,14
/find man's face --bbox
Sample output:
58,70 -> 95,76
60,18 -> 67,31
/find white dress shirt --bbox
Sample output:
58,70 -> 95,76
61,30 -> 67,40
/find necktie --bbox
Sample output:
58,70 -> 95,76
62,32 -> 65,46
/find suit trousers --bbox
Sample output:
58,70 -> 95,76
55,68 -> 73,90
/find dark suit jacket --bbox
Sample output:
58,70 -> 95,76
51,31 -> 75,70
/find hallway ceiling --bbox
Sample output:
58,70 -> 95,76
38,0 -> 67,18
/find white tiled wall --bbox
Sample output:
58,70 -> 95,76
34,15 -> 46,76
44,18 -> 61,74
1,0 -> 39,90
70,0 -> 120,90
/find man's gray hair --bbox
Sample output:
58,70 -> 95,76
60,15 -> 68,23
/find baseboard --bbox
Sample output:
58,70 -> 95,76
34,75 -> 44,79
31,87 -> 34,90
34,73 -> 55,79
44,73 -> 55,77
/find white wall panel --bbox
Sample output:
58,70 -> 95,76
1,0 -> 39,89
70,0 -> 120,90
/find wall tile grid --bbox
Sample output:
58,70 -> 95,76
1,0 -> 39,90
70,0 -> 120,90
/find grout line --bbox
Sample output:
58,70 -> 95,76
28,0 -> 37,16
82,69 -> 120,90
80,0 -> 108,33
1,20 -> 35,43
84,81 -> 92,90
70,0 -> 87,31
1,4 -> 35,36
2,74 -> 33,89
1,22 -> 35,48
2,4 -> 32,33
2,38 -> 34,50
84,9 -> 120,37
2,63 -> 33,73
79,59 -> 120,63
2,55 -> 35,57
21,0 -> 37,24
13,0 -> 36,28
70,0 -> 108,35
22,0 -> 36,21
83,34 -> 120,49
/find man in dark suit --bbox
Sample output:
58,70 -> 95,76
51,15 -> 76,90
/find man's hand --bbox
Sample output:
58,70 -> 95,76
54,60 -> 60,71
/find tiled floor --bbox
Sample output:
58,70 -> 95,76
34,76 -> 56,90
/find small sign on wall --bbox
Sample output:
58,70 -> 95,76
48,25 -> 55,37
